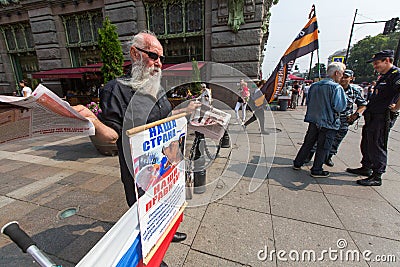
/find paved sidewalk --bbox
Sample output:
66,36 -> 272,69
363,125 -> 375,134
1,106 -> 400,266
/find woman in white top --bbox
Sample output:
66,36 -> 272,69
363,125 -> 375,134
19,80 -> 32,97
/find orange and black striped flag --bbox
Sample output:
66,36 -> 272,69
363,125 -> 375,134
261,10 -> 319,102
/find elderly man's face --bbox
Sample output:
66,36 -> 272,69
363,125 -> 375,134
131,35 -> 164,77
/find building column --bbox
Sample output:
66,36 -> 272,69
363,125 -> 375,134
29,7 -> 64,95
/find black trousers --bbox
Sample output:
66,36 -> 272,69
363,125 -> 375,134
360,114 -> 388,174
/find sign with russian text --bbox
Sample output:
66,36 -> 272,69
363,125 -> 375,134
128,115 -> 187,264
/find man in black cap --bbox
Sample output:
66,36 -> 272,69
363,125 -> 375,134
347,50 -> 400,186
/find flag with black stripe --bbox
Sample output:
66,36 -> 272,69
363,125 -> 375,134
262,14 -> 319,102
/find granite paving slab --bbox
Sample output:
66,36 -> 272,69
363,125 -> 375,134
269,185 -> 342,228
192,203 -> 274,266
272,216 -> 368,266
326,194 -> 400,240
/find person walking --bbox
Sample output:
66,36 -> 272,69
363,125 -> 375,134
293,62 -> 347,177
243,80 -> 267,134
301,82 -> 311,106
347,50 -> 400,186
290,81 -> 300,109
73,31 -> 199,267
234,79 -> 249,123
19,80 -> 32,97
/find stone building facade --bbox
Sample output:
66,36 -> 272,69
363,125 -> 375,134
0,0 -> 277,97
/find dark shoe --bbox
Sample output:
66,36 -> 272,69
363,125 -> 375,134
304,152 -> 314,163
160,260 -> 168,267
346,166 -> 372,177
357,173 -> 382,186
172,232 -> 187,242
292,165 -> 301,170
310,170 -> 330,178
325,155 -> 334,167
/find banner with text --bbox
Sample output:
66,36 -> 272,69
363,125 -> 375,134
128,116 -> 187,264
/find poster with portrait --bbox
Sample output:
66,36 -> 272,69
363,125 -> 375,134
127,114 -> 187,264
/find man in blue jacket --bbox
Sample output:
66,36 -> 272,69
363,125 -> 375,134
293,62 -> 347,177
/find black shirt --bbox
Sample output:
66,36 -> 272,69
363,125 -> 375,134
99,78 -> 172,206
367,66 -> 400,114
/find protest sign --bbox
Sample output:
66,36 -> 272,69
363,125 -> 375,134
127,113 -> 187,264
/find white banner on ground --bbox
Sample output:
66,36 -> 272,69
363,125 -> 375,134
127,114 -> 187,264
0,84 -> 94,143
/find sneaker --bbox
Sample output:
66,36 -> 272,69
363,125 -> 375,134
310,170 -> 330,178
346,166 -> 372,177
292,165 -> 301,170
356,173 -> 382,186
325,156 -> 334,167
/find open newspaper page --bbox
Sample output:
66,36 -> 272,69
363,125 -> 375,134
0,84 -> 94,143
128,116 -> 187,264
189,104 -> 231,140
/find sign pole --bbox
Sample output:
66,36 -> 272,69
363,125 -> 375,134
345,9 -> 358,64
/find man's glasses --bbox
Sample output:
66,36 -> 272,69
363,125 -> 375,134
135,47 -> 165,63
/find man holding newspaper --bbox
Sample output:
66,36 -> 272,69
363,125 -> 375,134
73,31 -> 199,267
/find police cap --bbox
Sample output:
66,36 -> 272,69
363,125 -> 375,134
366,50 -> 394,63
343,69 -> 354,77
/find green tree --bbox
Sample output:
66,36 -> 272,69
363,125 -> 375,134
98,17 -> 124,84
310,63 -> 326,79
347,31 -> 400,83
190,59 -> 202,96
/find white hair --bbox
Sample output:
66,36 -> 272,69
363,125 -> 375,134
327,62 -> 346,77
118,30 -> 162,98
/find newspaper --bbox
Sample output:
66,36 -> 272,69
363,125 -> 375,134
188,104 -> 231,140
0,84 -> 94,143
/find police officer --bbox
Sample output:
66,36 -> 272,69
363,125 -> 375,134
347,50 -> 400,186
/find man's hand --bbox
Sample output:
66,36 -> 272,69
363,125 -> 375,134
389,103 -> 400,112
347,112 -> 360,125
72,105 -> 97,120
185,100 -> 202,113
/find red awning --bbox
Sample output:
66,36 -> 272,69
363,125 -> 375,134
162,62 -> 205,76
32,61 -> 132,79
288,74 -> 305,81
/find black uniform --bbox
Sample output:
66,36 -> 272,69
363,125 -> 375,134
360,66 -> 400,174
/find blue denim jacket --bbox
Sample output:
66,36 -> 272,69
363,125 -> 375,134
305,78 -> 347,130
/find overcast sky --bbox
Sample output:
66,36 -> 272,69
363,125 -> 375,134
261,0 -> 400,78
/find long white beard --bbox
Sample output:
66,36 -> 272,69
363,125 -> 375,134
118,60 -> 162,98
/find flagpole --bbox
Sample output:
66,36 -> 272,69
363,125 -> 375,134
317,48 -> 321,79
308,51 -> 313,80
310,5 -> 321,79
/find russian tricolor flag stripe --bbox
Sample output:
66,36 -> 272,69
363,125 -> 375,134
76,203 -> 183,267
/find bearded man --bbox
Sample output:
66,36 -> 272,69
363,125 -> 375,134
73,31 -> 198,266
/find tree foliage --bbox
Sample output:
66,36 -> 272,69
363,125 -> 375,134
310,63 -> 326,79
98,17 -> 124,84
347,31 -> 400,83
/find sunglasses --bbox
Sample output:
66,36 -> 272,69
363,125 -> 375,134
135,47 -> 165,63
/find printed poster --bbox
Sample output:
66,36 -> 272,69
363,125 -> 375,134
128,116 -> 187,263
